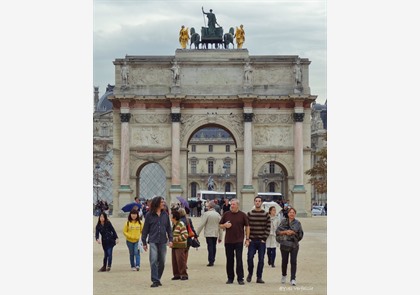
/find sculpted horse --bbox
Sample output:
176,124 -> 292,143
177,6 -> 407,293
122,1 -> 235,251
223,27 -> 234,49
190,27 -> 201,49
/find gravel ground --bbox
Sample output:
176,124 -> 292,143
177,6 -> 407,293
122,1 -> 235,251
93,216 -> 327,295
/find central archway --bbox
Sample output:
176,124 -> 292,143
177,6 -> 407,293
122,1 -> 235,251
185,124 -> 238,200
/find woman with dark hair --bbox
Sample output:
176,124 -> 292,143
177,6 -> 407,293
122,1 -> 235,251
276,207 -> 304,286
141,196 -> 173,288
123,208 -> 143,271
95,212 -> 119,272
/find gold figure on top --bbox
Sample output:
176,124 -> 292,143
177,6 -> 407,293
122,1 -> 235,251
234,24 -> 245,49
179,25 -> 190,49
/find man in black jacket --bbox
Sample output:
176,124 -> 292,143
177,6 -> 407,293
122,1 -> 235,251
142,196 -> 173,288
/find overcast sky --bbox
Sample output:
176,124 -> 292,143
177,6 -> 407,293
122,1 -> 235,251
94,0 -> 327,104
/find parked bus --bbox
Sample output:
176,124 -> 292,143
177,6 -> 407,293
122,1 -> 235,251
196,190 -> 236,201
196,191 -> 282,202
256,192 -> 284,202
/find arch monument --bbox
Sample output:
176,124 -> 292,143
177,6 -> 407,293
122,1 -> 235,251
109,49 -> 316,216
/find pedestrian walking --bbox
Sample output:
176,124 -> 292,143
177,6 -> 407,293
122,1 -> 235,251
219,198 -> 250,285
195,200 -> 223,266
179,207 -> 198,268
141,196 -> 173,288
123,208 -> 143,271
276,207 -> 304,286
222,198 -> 231,215
246,196 -> 270,284
170,210 -> 189,280
95,212 -> 119,272
266,206 -> 281,267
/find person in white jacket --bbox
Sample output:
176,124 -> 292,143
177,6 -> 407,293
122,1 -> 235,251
195,200 -> 224,266
266,206 -> 281,267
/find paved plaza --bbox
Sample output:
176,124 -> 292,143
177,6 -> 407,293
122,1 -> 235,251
93,216 -> 327,295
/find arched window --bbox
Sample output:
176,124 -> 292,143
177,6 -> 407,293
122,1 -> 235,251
191,182 -> 197,198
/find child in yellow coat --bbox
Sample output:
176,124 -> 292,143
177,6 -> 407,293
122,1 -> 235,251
123,208 -> 144,271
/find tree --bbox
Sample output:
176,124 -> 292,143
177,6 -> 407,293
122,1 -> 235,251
305,133 -> 327,194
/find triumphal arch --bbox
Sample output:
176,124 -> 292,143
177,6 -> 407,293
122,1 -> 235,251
109,49 -> 316,216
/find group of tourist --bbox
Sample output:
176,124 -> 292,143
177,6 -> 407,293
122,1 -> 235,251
95,195 -> 304,288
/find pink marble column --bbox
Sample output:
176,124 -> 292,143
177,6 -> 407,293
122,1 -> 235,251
120,112 -> 131,187
171,112 -> 181,185
293,110 -> 304,189
243,112 -> 254,188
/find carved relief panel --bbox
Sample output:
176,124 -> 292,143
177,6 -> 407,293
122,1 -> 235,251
131,127 -> 171,147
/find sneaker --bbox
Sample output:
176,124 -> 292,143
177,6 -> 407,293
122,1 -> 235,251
246,274 -> 252,282
131,267 -> 136,271
180,276 -> 188,280
238,280 -> 245,285
106,267 -> 111,271
256,278 -> 265,284
291,279 -> 296,286
226,280 -> 233,284
281,275 -> 287,284
98,266 -> 106,272
136,266 -> 140,271
171,276 -> 181,280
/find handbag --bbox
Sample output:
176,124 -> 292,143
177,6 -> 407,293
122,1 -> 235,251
185,218 -> 195,238
190,238 -> 200,248
138,240 -> 144,253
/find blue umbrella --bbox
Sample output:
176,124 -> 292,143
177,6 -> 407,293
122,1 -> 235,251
121,202 -> 142,212
176,196 -> 189,209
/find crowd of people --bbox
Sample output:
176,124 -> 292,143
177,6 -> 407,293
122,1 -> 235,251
95,195 -> 304,287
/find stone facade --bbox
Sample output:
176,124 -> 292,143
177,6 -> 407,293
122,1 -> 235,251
108,49 -> 316,216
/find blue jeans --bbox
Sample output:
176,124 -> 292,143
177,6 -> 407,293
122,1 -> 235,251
247,240 -> 266,279
126,240 -> 140,268
206,237 -> 217,264
149,243 -> 167,283
102,245 -> 114,267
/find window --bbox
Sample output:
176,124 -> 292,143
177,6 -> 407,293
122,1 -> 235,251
269,182 -> 275,192
100,124 -> 109,137
269,163 -> 275,174
191,159 -> 197,174
224,160 -> 231,174
226,145 -> 230,152
191,183 -> 197,199
208,161 -> 214,174
209,145 -> 213,152
225,182 -> 231,192
191,145 -> 196,152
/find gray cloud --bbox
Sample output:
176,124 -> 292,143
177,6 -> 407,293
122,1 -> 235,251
94,0 -> 326,103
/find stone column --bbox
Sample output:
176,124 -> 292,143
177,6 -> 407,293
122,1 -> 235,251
169,107 -> 183,203
120,112 -> 131,188
171,112 -> 181,185
243,112 -> 254,187
117,105 -> 133,215
293,111 -> 304,188
241,109 -> 256,212
292,106 -> 307,217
